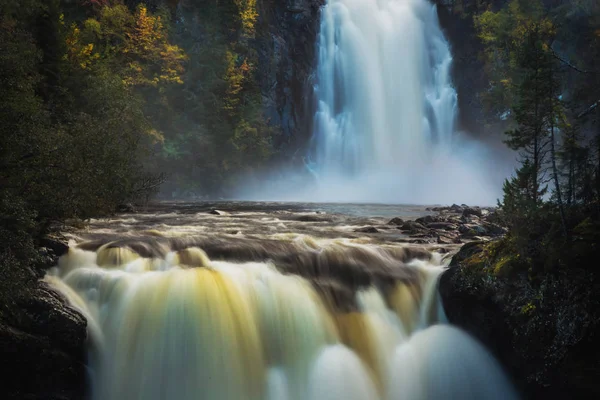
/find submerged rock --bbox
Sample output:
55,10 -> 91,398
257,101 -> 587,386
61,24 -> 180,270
354,226 -> 379,233
209,209 -> 228,216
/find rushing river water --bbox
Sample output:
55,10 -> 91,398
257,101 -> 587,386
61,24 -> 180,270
47,201 -> 518,400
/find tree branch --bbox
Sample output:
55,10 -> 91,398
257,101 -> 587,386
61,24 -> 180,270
550,47 -> 596,75
577,101 -> 600,119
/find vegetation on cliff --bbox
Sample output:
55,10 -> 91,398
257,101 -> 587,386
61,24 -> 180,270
441,1 -> 600,397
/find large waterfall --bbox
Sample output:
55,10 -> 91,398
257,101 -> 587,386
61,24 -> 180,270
47,204 -> 519,400
300,0 -> 503,205
312,0 -> 457,175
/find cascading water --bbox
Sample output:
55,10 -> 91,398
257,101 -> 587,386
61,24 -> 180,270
311,0 -> 457,175
295,0 -> 505,205
47,204 -> 519,400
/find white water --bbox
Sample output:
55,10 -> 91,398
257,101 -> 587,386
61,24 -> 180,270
306,0 -> 507,205
236,0 -> 510,205
311,0 -> 457,176
48,226 -> 519,400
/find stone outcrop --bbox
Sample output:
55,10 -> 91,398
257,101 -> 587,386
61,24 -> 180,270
1,240 -> 87,400
440,241 -> 600,399
256,0 -> 325,159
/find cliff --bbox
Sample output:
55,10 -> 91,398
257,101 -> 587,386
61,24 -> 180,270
256,0 -> 325,158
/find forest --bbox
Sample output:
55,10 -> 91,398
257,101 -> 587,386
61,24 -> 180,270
1,0 -> 277,295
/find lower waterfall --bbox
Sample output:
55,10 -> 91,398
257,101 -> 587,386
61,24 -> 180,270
47,206 -> 519,400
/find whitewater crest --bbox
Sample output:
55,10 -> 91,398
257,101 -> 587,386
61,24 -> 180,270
47,203 -> 518,400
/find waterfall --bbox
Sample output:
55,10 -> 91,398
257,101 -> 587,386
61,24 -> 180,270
48,232 -> 519,400
296,0 -> 505,205
311,0 -> 457,175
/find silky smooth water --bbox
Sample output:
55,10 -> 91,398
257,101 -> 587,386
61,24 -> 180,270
311,0 -> 457,176
48,203 -> 519,400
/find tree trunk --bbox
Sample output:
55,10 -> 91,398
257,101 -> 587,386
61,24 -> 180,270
550,122 -> 568,237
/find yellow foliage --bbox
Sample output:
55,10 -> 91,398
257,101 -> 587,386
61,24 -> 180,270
520,302 -> 536,316
121,6 -> 186,87
64,24 -> 99,69
236,0 -> 258,38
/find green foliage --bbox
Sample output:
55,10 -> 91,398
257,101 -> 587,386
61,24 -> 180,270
154,0 -> 276,196
475,0 -> 600,280
1,0 -> 180,285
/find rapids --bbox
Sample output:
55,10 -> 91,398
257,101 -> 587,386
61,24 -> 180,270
47,202 -> 519,400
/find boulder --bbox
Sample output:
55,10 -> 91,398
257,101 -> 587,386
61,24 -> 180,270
1,282 -> 87,400
427,222 -> 458,231
462,207 -> 483,218
354,226 -> 379,234
439,240 -> 600,399
416,215 -> 443,224
387,217 -> 405,225
209,209 -> 228,216
398,221 -> 427,232
117,203 -> 136,213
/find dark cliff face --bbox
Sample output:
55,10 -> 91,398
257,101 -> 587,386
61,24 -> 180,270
256,0 -> 325,160
434,1 -> 489,135
1,241 -> 87,400
0,282 -> 87,400
440,242 -> 600,399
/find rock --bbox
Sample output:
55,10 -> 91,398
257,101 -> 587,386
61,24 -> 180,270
117,203 -> 136,213
483,222 -> 507,236
387,217 -> 405,225
39,235 -> 69,258
256,0 -> 325,139
462,207 -> 483,218
416,215 -> 443,224
1,282 -> 87,399
439,240 -> 600,399
450,203 -> 464,213
295,214 -> 333,222
459,224 -> 488,237
398,221 -> 427,232
437,235 -> 455,245
209,209 -> 227,216
427,222 -> 458,230
354,226 -> 379,233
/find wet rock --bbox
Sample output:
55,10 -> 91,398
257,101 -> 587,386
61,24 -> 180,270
39,235 -> 69,258
1,282 -> 87,400
387,217 -> 405,225
427,222 -> 458,231
459,224 -> 488,237
450,203 -> 464,213
117,203 -> 136,213
209,209 -> 228,216
416,215 -> 443,224
256,0 -> 325,140
462,207 -> 483,218
294,214 -> 333,222
398,221 -> 427,232
354,226 -> 379,234
440,240 -> 600,399
437,235 -> 455,245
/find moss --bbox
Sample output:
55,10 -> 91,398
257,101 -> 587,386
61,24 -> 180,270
464,251 -> 487,269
